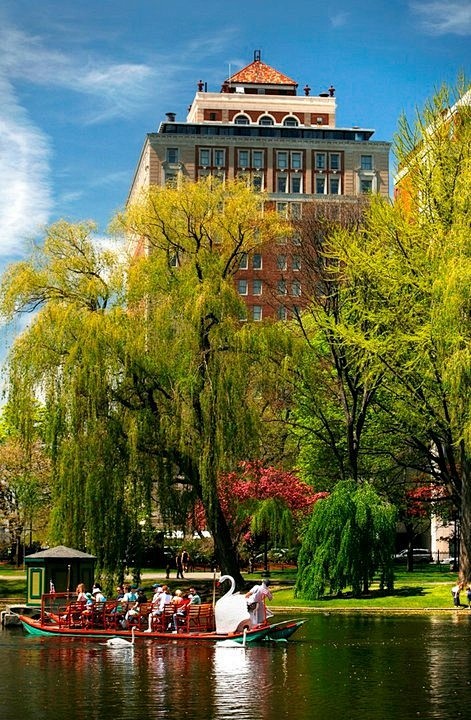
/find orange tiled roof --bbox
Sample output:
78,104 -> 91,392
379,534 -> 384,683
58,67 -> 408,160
225,60 -> 297,87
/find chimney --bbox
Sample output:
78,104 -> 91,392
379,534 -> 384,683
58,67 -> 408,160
165,112 -> 176,122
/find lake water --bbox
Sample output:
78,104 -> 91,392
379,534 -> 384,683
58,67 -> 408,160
2,612 -> 471,720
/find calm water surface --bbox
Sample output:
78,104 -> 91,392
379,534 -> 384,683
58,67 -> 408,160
2,613 -> 471,720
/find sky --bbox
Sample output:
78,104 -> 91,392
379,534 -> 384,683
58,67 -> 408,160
0,0 -> 469,349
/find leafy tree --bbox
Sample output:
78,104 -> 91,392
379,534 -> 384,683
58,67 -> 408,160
325,79 -> 471,580
0,180 -> 284,584
295,480 -> 396,598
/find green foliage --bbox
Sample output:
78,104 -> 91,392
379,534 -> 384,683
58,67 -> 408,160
295,481 -> 396,598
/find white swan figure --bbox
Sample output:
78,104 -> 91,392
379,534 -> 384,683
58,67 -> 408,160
106,626 -> 136,648
216,627 -> 247,648
215,575 -> 250,634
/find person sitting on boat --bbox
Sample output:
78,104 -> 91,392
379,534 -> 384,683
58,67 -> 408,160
76,583 -> 88,603
169,589 -> 191,632
92,586 -> 106,603
245,579 -> 273,626
188,587 -> 201,605
144,584 -> 172,632
123,587 -> 148,628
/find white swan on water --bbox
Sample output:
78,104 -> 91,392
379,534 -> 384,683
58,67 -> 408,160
106,626 -> 136,648
216,627 -> 248,648
215,575 -> 250,635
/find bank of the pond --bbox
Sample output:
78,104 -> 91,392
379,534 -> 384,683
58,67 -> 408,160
1,564 -> 463,614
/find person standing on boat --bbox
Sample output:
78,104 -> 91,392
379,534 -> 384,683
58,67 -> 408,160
245,579 -> 273,626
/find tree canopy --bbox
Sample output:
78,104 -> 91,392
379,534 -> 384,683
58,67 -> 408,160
0,179 -> 285,584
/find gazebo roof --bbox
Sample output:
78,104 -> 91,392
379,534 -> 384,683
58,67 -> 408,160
25,545 -> 96,560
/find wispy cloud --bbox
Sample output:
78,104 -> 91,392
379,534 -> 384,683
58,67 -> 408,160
0,25 -> 155,124
410,1 -> 471,35
329,11 -> 349,28
0,75 -> 52,258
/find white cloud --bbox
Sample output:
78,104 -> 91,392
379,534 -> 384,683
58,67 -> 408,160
0,75 -> 52,258
329,11 -> 349,28
410,1 -> 471,35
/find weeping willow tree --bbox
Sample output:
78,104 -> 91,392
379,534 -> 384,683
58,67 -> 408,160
0,179 -> 285,585
295,480 -> 396,599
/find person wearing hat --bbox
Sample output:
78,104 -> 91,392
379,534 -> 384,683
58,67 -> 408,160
92,586 -> 106,603
245,579 -> 273,626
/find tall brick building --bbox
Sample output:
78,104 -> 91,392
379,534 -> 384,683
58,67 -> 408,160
128,51 -> 390,320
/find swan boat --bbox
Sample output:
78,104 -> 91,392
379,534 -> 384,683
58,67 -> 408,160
18,576 -> 305,644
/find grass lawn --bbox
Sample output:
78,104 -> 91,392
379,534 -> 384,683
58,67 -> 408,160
1,563 -> 464,611
269,565 -> 462,610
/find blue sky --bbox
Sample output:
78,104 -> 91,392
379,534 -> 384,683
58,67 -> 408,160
0,0 -> 469,272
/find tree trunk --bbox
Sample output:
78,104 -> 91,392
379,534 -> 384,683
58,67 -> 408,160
209,501 -> 245,588
459,449 -> 471,583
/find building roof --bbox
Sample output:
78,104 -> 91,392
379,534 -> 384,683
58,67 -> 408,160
224,59 -> 297,88
25,545 -> 96,560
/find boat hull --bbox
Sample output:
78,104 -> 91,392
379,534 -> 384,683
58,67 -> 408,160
19,615 -> 271,643
19,615 -> 304,643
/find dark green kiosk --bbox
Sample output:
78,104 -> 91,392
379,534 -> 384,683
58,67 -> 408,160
24,545 -> 96,607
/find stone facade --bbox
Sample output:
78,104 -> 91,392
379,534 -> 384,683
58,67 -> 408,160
128,53 -> 390,320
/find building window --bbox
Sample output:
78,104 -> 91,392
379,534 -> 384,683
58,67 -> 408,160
277,255 -> 287,271
315,153 -> 326,170
290,203 -> 302,220
316,177 -> 326,194
329,177 -> 340,194
292,255 -> 301,271
291,280 -> 301,297
239,252 -> 248,269
277,174 -> 288,193
276,152 -> 288,169
252,253 -> 262,270
238,150 -> 249,168
252,150 -> 264,169
360,178 -> 373,194
277,280 -> 287,295
253,174 -> 264,192
291,175 -> 302,193
164,171 -> 178,186
291,152 -> 302,170
361,155 -> 373,170
214,149 -> 225,167
277,305 -> 288,320
283,116 -> 299,127
234,114 -> 250,125
330,153 -> 340,171
199,148 -> 210,166
238,279 -> 248,295
253,279 -> 262,295
252,305 -> 263,321
169,253 -> 179,267
166,148 -> 179,164
259,115 -> 274,126
276,202 -> 288,216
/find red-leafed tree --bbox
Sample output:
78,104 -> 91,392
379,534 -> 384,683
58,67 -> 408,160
192,461 -> 327,562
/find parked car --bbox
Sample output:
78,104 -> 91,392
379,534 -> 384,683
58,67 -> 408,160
394,548 -> 433,563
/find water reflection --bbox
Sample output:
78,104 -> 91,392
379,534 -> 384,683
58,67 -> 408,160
2,615 -> 471,720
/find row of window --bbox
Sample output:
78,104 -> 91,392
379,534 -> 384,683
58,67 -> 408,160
243,305 -> 300,322
237,279 -> 302,296
233,115 -> 301,127
238,253 -> 301,270
167,147 -> 374,172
